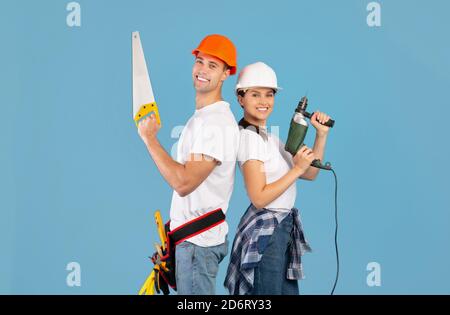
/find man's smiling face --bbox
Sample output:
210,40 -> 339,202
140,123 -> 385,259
192,51 -> 229,93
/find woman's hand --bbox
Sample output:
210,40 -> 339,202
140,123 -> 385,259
293,145 -> 316,174
310,111 -> 331,137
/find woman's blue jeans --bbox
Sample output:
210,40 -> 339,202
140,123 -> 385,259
251,213 -> 299,295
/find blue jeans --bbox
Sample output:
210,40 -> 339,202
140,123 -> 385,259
251,213 -> 299,295
175,240 -> 228,295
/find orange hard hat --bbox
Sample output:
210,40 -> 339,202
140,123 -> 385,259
192,34 -> 237,75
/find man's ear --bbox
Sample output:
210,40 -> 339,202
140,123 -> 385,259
221,68 -> 231,82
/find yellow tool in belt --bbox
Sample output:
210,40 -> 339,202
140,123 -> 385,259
132,31 -> 161,127
155,210 -> 167,251
139,210 -> 170,295
139,269 -> 156,295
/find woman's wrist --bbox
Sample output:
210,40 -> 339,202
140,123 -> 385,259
316,130 -> 329,138
292,165 -> 307,176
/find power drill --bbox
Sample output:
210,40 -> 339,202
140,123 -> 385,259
285,96 -> 335,170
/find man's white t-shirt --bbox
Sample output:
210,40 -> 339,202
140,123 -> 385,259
169,101 -> 239,247
237,125 -> 296,212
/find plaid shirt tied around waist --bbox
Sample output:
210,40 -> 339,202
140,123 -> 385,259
224,204 -> 311,295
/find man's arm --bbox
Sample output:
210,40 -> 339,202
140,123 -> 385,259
137,114 -> 217,197
145,138 -> 217,197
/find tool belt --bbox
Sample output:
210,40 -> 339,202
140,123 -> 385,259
150,208 -> 226,294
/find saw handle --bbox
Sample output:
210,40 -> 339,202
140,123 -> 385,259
134,102 -> 161,127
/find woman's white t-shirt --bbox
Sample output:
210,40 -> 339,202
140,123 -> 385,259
238,126 -> 296,212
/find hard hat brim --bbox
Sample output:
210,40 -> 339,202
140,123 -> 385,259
235,86 -> 282,93
192,49 -> 237,75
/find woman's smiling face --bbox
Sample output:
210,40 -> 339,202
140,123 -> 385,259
238,87 -> 275,125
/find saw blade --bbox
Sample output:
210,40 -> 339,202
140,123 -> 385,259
132,31 -> 160,126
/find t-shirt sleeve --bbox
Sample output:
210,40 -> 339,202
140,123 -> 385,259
237,129 -> 267,166
275,136 -> 294,168
190,118 -> 227,163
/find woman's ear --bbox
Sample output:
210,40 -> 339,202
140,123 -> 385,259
237,95 -> 244,108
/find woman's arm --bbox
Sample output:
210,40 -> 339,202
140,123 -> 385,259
299,111 -> 331,181
299,132 -> 328,180
243,146 -> 315,209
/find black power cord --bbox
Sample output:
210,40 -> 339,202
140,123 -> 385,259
330,168 -> 339,295
312,161 -> 340,295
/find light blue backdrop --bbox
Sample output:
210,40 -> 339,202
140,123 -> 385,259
1,0 -> 449,294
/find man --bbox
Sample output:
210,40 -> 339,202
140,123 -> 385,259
137,34 -> 239,295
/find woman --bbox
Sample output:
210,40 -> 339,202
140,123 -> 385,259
224,62 -> 332,295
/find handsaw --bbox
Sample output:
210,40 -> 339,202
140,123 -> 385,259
132,31 -> 161,126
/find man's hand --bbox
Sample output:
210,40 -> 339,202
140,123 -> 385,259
138,113 -> 161,146
310,111 -> 331,136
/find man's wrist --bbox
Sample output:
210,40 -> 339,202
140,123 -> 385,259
145,136 -> 159,148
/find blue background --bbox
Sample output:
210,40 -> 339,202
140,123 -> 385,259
1,0 -> 449,294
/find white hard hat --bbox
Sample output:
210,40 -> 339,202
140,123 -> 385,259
235,62 -> 282,93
